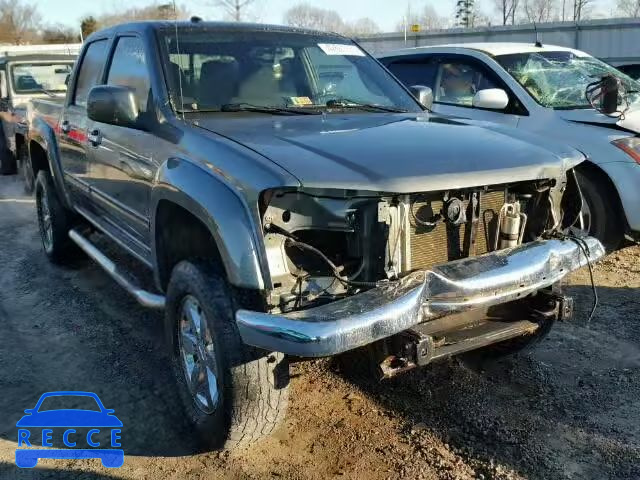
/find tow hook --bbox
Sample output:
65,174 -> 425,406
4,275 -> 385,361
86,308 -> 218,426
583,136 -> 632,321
531,291 -> 575,322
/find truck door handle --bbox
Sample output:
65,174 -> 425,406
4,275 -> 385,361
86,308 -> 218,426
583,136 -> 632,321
88,129 -> 102,146
61,121 -> 70,134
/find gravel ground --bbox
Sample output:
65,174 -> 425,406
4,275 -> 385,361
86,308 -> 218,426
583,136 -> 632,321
0,174 -> 638,480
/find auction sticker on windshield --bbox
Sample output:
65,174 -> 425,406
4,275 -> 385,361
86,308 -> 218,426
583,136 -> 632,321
15,391 -> 124,468
318,43 -> 365,56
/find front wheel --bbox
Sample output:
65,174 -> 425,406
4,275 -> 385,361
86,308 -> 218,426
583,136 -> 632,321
575,171 -> 623,252
165,261 -> 289,450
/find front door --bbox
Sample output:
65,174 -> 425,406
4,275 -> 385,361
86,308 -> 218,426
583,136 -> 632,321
86,35 -> 157,252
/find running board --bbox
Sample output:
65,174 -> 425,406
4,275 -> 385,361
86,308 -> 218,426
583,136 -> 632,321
68,229 -> 166,309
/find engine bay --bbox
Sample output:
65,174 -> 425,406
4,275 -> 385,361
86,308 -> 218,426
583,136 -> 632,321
260,170 -> 581,314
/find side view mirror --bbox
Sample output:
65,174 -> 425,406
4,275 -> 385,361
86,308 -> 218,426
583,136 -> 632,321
472,88 -> 509,110
409,85 -> 434,110
87,85 -> 140,129
23,408 -> 34,414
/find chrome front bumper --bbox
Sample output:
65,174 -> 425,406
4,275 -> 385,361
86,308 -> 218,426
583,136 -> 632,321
236,237 -> 604,357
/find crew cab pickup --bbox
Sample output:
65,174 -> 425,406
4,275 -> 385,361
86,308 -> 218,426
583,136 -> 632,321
27,20 -> 604,450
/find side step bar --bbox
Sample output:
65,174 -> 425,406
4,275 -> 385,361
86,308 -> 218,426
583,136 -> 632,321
68,229 -> 166,309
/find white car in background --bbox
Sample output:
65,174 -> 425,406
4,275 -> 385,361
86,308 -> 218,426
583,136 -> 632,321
379,43 -> 640,250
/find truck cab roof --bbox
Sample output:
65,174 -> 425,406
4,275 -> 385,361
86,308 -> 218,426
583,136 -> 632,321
86,20 -> 346,42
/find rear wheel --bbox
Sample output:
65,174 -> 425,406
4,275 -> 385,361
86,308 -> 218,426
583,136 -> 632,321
35,170 -> 77,264
575,170 -> 623,252
166,261 -> 289,450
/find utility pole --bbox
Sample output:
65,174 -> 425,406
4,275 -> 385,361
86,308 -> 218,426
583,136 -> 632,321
455,0 -> 475,28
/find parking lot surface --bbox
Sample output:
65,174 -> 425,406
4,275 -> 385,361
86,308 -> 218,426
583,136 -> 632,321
0,174 -> 638,480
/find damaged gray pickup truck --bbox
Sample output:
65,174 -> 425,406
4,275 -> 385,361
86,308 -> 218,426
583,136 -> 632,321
27,20 -> 604,450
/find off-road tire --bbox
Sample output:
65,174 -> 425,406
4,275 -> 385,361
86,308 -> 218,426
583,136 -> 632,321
576,170 -> 623,252
35,170 -> 77,264
166,261 -> 289,451
19,144 -> 34,194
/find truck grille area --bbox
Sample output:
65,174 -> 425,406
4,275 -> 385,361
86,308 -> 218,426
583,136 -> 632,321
409,190 -> 506,271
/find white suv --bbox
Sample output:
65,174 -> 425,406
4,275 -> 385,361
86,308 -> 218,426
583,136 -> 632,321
379,43 -> 640,250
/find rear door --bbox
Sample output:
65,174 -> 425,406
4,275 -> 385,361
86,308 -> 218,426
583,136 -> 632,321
86,34 -> 157,251
59,39 -> 109,200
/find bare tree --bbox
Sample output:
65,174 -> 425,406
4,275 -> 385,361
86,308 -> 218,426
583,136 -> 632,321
494,0 -> 519,25
284,4 -> 345,32
96,3 -> 187,29
522,0 -> 557,22
618,0 -> 640,16
213,0 -> 257,22
0,0 -> 41,45
41,24 -> 79,44
345,18 -> 380,36
573,0 -> 592,20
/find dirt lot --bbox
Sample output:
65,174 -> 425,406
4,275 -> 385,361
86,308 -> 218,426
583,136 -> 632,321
0,174 -> 638,480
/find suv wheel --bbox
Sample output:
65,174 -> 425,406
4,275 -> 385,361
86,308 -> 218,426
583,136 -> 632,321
166,261 -> 289,450
575,171 -> 623,252
19,144 -> 34,194
35,170 -> 76,263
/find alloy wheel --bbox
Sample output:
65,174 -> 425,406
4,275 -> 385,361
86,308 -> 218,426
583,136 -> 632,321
178,295 -> 220,414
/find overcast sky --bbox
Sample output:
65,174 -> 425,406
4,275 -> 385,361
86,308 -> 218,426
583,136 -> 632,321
34,0 -> 614,33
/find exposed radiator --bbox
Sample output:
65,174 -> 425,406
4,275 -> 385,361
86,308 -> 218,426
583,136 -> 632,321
408,190 -> 505,271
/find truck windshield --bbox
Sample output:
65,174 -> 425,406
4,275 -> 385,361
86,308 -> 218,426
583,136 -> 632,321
10,62 -> 73,94
159,29 -> 421,114
497,51 -> 640,109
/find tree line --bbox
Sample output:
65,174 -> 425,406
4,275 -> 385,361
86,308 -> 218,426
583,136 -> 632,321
1,0 -> 640,46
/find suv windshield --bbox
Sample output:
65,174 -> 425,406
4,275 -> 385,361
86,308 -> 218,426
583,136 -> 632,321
159,28 -> 421,114
10,62 -> 73,94
497,51 -> 640,109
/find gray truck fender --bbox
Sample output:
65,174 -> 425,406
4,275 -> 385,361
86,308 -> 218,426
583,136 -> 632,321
28,117 -> 73,209
151,158 -> 270,291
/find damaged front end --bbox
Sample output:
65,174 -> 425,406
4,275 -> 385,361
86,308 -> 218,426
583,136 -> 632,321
236,169 -> 604,369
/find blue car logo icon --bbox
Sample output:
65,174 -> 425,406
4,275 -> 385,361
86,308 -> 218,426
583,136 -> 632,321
16,391 -> 123,468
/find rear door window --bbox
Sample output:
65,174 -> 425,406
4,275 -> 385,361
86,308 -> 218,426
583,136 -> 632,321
73,40 -> 108,107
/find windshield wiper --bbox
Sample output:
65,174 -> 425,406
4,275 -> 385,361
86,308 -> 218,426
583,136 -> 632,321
220,103 -> 320,115
325,99 -> 408,113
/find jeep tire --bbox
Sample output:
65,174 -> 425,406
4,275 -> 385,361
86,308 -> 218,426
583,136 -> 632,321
165,261 -> 289,450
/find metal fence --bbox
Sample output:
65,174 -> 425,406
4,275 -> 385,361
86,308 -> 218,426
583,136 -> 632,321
355,17 -> 640,65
